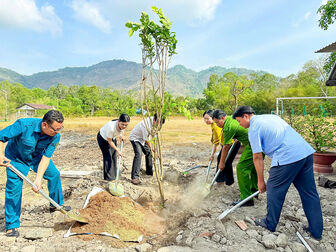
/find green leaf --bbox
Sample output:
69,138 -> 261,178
125,21 -> 133,28
128,29 -> 134,37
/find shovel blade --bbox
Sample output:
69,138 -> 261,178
199,183 -> 211,197
60,209 -> 89,224
108,181 -> 124,196
68,213 -> 89,224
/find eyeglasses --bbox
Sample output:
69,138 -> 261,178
48,124 -> 64,132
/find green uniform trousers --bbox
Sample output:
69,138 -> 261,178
236,144 -> 258,199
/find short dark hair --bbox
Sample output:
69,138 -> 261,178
233,106 -> 255,119
212,109 -> 226,119
203,110 -> 214,117
42,110 -> 64,124
119,113 -> 130,122
154,113 -> 166,124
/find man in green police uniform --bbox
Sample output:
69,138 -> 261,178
212,109 -> 258,206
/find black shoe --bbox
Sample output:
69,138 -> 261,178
253,217 -> 268,229
231,199 -> 254,207
145,171 -> 153,176
50,205 -> 71,213
303,226 -> 322,241
5,229 -> 19,237
225,181 -> 234,186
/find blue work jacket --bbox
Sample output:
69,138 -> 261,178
0,118 -> 60,167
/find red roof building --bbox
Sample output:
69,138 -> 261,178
16,103 -> 55,118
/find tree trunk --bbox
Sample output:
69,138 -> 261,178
91,104 -> 94,116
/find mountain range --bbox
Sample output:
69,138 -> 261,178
0,59 -> 267,97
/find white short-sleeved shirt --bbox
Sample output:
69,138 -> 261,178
99,120 -> 122,140
248,114 -> 315,167
129,117 -> 153,146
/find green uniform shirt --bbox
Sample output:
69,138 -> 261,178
223,116 -> 249,146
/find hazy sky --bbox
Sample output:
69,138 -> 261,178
0,0 -> 335,77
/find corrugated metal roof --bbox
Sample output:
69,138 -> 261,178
315,41 -> 336,53
17,103 -> 55,110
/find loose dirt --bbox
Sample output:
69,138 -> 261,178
0,130 -> 335,252
72,191 -> 165,242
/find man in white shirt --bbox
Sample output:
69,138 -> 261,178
129,114 -> 165,185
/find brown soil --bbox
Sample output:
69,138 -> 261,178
71,191 -> 165,244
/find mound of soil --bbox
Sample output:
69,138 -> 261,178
72,191 -> 165,243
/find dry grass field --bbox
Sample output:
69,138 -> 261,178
0,116 -> 211,145
61,116 -> 210,145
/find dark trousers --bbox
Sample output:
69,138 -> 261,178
265,154 -> 323,239
97,132 -> 117,181
130,141 -> 153,179
216,142 -> 241,185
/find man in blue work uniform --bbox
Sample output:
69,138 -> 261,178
233,106 -> 323,240
0,110 -> 70,237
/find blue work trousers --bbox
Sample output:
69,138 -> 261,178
5,159 -> 64,230
265,154 -> 323,239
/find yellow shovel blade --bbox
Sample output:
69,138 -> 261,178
199,183 -> 211,197
108,181 -> 124,196
60,209 -> 88,224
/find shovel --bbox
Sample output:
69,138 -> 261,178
217,191 -> 259,220
205,160 -> 213,183
205,144 -> 216,182
108,141 -> 124,196
203,141 -> 239,193
5,163 -> 88,224
182,165 -> 202,175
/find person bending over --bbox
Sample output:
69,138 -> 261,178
233,106 -> 323,240
0,110 -> 70,237
129,114 -> 165,185
212,109 -> 258,207
203,109 -> 240,185
97,114 -> 130,181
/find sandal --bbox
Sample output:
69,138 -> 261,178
252,217 -> 268,229
5,228 -> 19,237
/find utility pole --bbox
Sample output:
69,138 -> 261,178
0,89 -> 8,121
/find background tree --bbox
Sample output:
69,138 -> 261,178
0,81 -> 10,121
323,52 -> 336,76
318,0 -> 336,30
50,83 -> 68,110
77,85 -> 101,116
203,72 -> 253,113
318,0 -> 336,79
